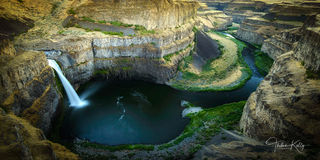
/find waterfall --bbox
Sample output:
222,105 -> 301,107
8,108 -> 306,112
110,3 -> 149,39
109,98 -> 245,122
48,59 -> 88,108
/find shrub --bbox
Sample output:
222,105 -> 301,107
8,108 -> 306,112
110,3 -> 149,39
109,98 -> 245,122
68,8 -> 76,15
102,31 -> 124,36
58,30 -> 64,34
98,20 -> 106,24
81,16 -> 95,23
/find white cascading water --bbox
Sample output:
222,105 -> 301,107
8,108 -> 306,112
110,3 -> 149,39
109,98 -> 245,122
48,59 -> 88,108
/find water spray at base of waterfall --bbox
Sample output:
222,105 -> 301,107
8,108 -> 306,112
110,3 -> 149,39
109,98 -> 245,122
48,59 -> 88,108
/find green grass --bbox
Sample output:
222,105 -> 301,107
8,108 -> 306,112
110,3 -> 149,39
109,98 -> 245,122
192,26 -> 199,33
158,101 -> 246,150
102,31 -> 124,36
57,30 -> 65,35
68,8 -> 76,15
122,66 -> 132,71
306,69 -> 320,79
81,16 -> 95,23
98,20 -> 106,24
134,25 -> 156,35
74,24 -> 81,28
94,70 -> 109,75
72,23 -> 124,36
51,2 -> 60,15
253,50 -> 274,76
227,26 -> 239,31
108,21 -> 133,27
171,31 -> 252,92
17,0 -> 23,3
80,142 -> 155,152
163,44 -> 193,62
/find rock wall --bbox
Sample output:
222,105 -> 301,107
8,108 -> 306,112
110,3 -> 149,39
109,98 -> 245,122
236,17 -> 302,45
294,27 -> 320,72
29,22 -> 195,85
75,0 -> 199,29
0,51 -> 59,133
240,51 -> 320,145
261,28 -> 302,60
0,108 -> 78,159
197,10 -> 232,31
240,14 -> 320,145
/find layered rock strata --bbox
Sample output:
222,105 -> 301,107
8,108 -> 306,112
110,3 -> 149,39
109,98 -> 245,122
240,51 -> 320,145
236,16 -> 303,45
240,15 -> 320,145
0,108 -> 78,159
261,28 -> 302,60
75,0 -> 199,30
27,22 -> 195,85
197,3 -> 232,31
0,51 -> 59,133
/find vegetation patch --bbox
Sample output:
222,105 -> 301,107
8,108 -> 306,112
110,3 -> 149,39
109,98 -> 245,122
170,31 -> 252,91
81,16 -> 95,23
227,26 -> 239,30
79,142 -> 155,151
306,69 -> 320,79
94,70 -> 109,76
68,8 -> 76,15
163,44 -> 193,62
192,26 -> 199,33
253,50 -> 274,76
102,31 -> 124,36
134,25 -> 156,35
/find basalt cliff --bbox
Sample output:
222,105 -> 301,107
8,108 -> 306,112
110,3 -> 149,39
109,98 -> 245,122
1,0 -> 320,159
0,0 -> 198,159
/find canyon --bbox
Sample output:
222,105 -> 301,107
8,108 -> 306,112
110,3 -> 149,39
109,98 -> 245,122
0,0 -> 320,159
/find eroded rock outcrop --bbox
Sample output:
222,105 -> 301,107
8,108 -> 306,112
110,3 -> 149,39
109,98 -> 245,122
75,0 -> 199,29
23,20 -> 196,85
240,51 -> 320,145
0,51 -> 59,133
0,108 -> 78,159
261,28 -> 302,60
240,17 -> 320,146
236,16 -> 303,45
197,2 -> 232,31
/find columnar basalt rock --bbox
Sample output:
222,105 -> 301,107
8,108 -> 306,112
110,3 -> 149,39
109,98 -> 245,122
240,15 -> 320,145
261,28 -> 302,60
240,51 -> 320,145
75,0 -> 199,30
0,0 -> 199,159
0,51 -> 60,133
236,16 -> 303,45
0,108 -> 78,159
25,21 -> 195,85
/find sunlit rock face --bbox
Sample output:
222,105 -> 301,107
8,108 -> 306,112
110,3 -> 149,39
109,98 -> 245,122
240,16 -> 320,145
0,108 -> 79,159
294,15 -> 320,72
197,2 -> 232,31
76,0 -> 199,29
240,51 -> 320,145
0,50 -> 59,134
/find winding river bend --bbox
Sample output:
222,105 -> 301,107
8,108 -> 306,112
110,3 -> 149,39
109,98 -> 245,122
57,32 -> 264,146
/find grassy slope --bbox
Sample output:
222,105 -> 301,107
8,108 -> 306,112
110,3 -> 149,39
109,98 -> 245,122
253,50 -> 274,76
170,31 -> 252,91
